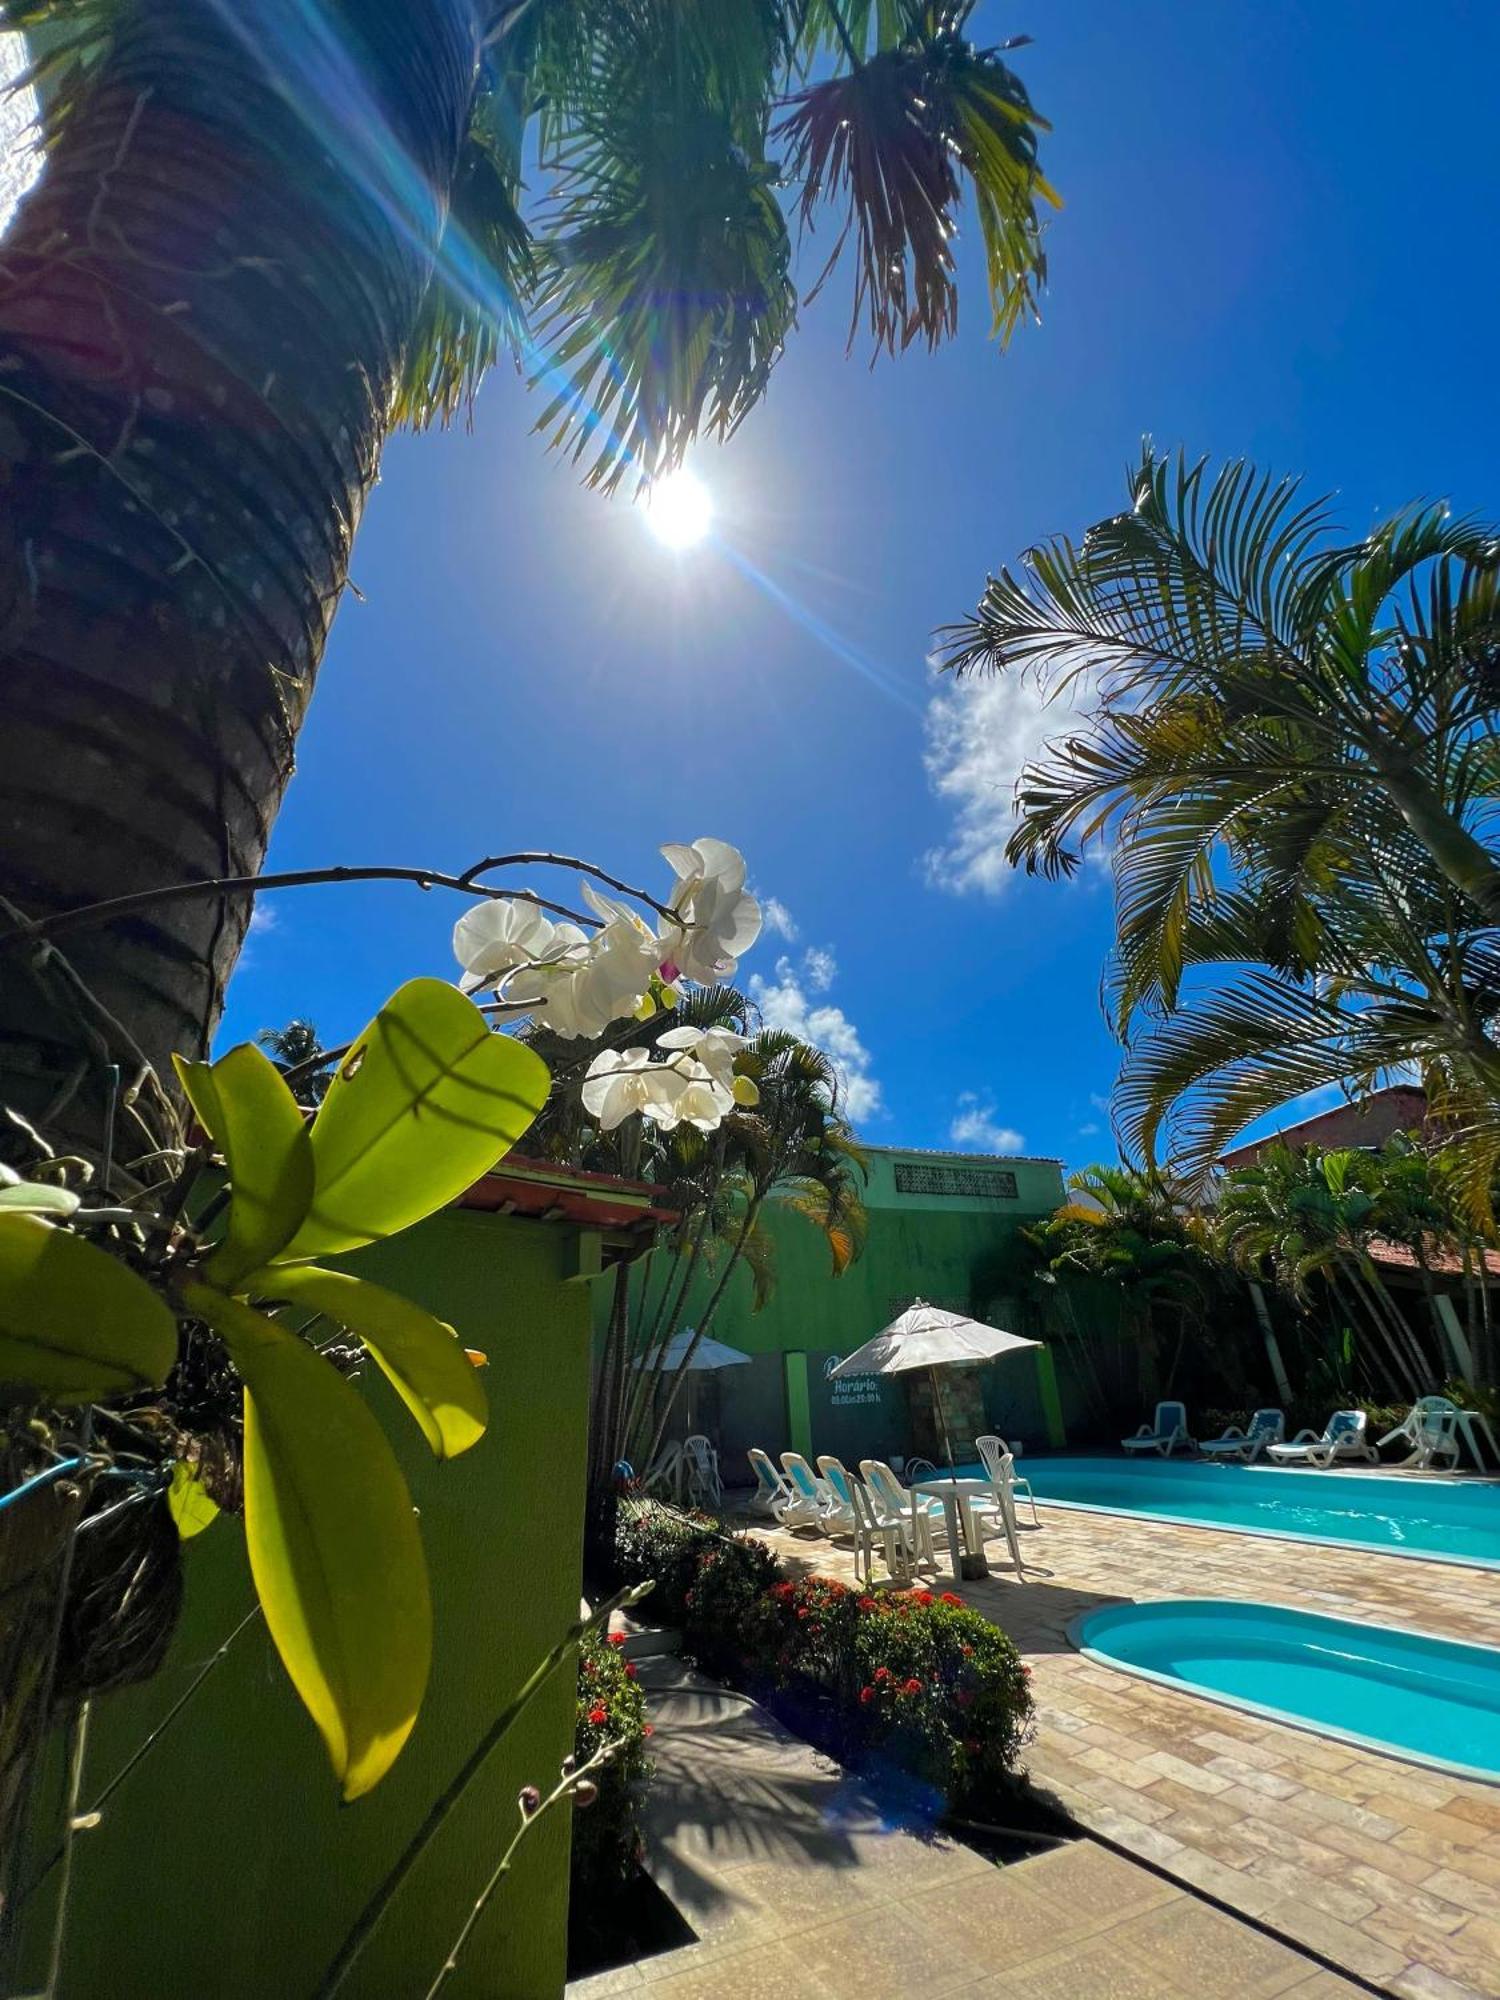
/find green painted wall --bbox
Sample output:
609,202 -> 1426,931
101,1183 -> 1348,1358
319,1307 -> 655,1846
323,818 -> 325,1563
673,1148 -> 1067,1474
39,1208 -> 594,2000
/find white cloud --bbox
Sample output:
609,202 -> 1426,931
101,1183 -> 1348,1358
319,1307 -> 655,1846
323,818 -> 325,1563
923,658 -> 1108,897
761,896 -> 798,941
1089,1092 -> 1111,1114
1077,1121 -> 1101,1138
248,902 -> 279,935
801,945 -> 837,993
949,1092 -> 1024,1154
922,661 -> 1064,894
749,950 -> 883,1124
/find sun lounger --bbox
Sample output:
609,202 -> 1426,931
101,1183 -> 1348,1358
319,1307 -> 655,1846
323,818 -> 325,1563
1122,1400 -> 1194,1456
1199,1409 -> 1285,1463
746,1447 -> 824,1527
781,1450 -> 854,1537
1267,1409 -> 1377,1468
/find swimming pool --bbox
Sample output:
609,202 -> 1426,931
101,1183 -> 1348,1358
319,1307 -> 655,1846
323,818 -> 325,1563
1074,1598 -> 1500,1784
946,1454 -> 1500,1567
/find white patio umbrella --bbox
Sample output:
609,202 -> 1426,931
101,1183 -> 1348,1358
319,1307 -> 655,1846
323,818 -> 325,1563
635,1329 -> 751,1432
639,1330 -> 753,1374
829,1300 -> 1040,1469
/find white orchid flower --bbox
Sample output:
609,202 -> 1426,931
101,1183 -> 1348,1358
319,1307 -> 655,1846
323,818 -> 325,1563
656,1024 -> 747,1092
659,838 -> 762,984
651,1057 -> 734,1132
532,914 -> 661,1039
581,1049 -> 687,1132
452,898 -> 584,994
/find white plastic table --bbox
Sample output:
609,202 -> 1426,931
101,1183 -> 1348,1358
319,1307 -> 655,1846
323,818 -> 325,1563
911,1476 -> 1026,1586
1456,1408 -> 1500,1471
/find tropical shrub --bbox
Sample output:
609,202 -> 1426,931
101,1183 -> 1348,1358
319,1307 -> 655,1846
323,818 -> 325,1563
613,1506 -> 1034,1816
614,1502 -> 777,1673
751,1575 -> 864,1708
850,1589 -> 1033,1811
570,1627 -> 653,1902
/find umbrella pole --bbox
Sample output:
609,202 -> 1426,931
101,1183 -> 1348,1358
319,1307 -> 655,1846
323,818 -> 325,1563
932,1366 -> 956,1471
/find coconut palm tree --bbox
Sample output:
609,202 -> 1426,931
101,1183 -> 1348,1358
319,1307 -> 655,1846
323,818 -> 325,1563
0,0 -> 1060,1135
938,450 -> 1500,1193
256,1018 -> 330,1105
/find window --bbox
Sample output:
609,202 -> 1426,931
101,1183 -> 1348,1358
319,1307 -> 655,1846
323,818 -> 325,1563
893,1162 -> 1019,1200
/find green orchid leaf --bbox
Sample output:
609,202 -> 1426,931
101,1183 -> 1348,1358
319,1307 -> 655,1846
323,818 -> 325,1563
277,980 -> 550,1263
174,1045 -> 315,1290
255,1264 -> 487,1460
0,1182 -> 80,1218
167,1460 -> 220,1540
184,1283 -> 431,1800
0,1213 -> 176,1404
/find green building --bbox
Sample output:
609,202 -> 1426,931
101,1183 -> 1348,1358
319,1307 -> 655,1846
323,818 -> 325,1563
676,1146 -> 1068,1477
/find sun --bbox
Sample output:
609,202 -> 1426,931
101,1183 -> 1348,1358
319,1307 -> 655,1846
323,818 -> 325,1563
643,469 -> 713,550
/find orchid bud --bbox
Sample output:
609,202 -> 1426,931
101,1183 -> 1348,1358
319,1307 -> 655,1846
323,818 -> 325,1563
573,1780 -> 599,1810
518,1785 -> 541,1816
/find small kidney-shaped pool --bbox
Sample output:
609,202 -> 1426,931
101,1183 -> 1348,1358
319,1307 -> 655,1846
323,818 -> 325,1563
1074,1598 -> 1500,1784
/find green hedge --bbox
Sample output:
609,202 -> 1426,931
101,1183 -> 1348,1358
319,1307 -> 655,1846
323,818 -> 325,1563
611,1501 -> 1033,1819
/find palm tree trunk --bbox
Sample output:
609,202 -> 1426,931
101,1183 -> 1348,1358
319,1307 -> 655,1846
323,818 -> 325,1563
1326,1269 -> 1407,1401
0,0 -> 479,1135
645,1198 -> 762,1471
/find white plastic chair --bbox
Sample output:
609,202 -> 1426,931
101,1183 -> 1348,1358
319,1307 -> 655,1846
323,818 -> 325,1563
1199,1409 -> 1285,1463
846,1473 -> 920,1585
683,1433 -> 722,1507
1122,1400 -> 1194,1456
976,1434 -> 1041,1527
1376,1398 -> 1462,1470
1267,1409 -> 1378,1468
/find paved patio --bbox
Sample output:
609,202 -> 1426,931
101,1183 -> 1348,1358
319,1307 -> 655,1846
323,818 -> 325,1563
569,1654 -> 1366,2000
746,1494 -> 1500,2000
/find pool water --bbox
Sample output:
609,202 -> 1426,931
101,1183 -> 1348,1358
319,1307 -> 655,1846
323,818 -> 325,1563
1075,1599 -> 1500,1783
947,1454 -> 1500,1567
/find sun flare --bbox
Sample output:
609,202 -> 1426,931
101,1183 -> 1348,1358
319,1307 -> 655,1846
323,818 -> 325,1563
643,469 -> 713,550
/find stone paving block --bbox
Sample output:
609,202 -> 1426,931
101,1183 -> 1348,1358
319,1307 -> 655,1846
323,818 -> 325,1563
1107,1895 -> 1320,1999
1261,1899 -> 1408,1983
643,1938 -> 834,1999
792,1900 -> 986,1999
1389,1962 -> 1498,2000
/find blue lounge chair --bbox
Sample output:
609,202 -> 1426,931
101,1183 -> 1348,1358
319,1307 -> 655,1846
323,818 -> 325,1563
1122,1400 -> 1194,1457
1200,1409 -> 1285,1463
1267,1409 -> 1377,1468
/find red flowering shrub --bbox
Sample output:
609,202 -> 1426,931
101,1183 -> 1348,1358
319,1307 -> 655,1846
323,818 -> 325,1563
571,1627 -> 653,1902
848,1589 -> 1033,1806
610,1503 -> 1034,1826
745,1572 -> 862,1703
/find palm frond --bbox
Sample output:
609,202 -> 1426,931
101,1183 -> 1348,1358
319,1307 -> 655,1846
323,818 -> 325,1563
1,1 -> 117,146
778,3 -> 1054,357
393,110 -> 534,429
528,1 -> 794,489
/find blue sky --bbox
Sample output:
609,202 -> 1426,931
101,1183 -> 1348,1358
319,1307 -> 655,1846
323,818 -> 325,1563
221,0 -> 1500,1173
